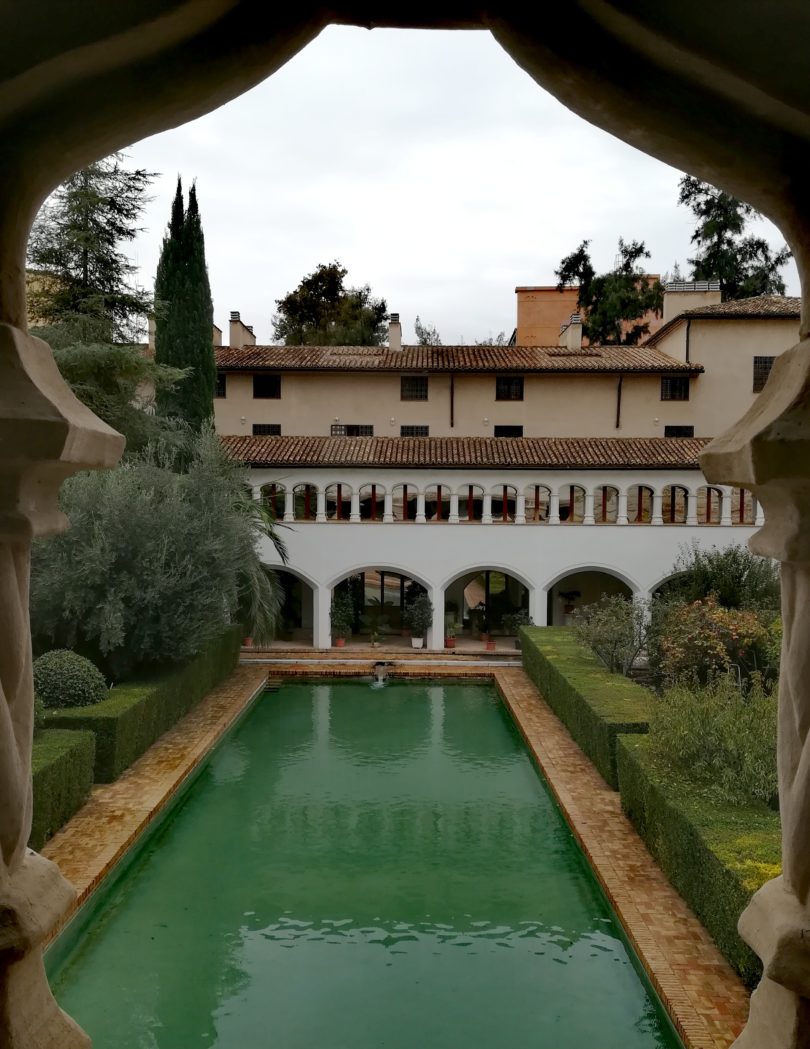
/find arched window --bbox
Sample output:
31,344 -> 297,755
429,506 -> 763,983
732,486 -> 755,525
424,484 -> 450,522
358,484 -> 384,522
392,483 -> 418,522
627,485 -> 654,524
493,485 -> 517,523
559,484 -> 585,523
698,485 -> 723,525
525,484 -> 551,523
325,483 -> 351,521
662,484 -> 688,524
260,482 -> 285,519
594,485 -> 619,524
458,484 -> 485,522
293,483 -> 317,521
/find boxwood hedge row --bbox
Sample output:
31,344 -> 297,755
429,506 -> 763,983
30,729 -> 95,850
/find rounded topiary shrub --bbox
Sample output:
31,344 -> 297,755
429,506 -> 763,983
33,650 -> 107,710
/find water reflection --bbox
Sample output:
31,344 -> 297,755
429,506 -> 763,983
52,682 -> 681,1049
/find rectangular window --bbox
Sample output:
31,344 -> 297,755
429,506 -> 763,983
331,424 -> 374,437
400,425 -> 429,437
253,374 -> 281,399
252,424 -> 281,436
401,376 -> 428,401
496,376 -> 524,401
215,373 -> 227,398
664,425 -> 695,438
494,425 -> 524,437
753,356 -> 775,392
660,376 -> 690,401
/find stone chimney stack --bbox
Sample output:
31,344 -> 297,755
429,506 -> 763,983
663,281 -> 722,322
558,313 -> 583,350
212,324 -> 222,347
229,310 -> 256,347
388,313 -> 402,352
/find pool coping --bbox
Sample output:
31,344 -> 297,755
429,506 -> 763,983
41,660 -> 749,1048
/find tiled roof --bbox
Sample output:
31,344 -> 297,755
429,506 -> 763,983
647,295 -> 800,346
215,343 -> 702,374
222,435 -> 709,470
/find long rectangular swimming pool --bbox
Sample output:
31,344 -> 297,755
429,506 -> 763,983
50,680 -> 681,1048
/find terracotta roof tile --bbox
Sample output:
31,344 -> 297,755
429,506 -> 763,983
222,435 -> 709,470
646,295 -> 800,346
215,343 -> 701,375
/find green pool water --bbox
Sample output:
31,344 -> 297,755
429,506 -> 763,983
50,681 -> 681,1048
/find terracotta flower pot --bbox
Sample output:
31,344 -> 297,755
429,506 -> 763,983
334,637 -> 346,648
485,640 -> 496,652
243,636 -> 254,648
445,638 -> 456,649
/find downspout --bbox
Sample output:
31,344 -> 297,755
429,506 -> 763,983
615,375 -> 623,430
685,319 -> 691,363
450,373 -> 455,429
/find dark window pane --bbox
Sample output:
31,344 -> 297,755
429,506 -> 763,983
664,425 -> 695,438
252,424 -> 281,436
496,375 -> 524,401
660,376 -> 690,401
753,356 -> 775,392
400,376 -> 428,401
494,425 -> 524,437
331,424 -> 373,437
253,374 -> 281,399
215,373 -> 227,398
400,425 -> 429,437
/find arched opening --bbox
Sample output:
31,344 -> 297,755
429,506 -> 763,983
546,569 -> 633,626
424,484 -> 450,522
359,483 -> 384,522
627,484 -> 654,524
260,482 -> 285,519
274,568 -> 315,645
559,484 -> 585,524
293,483 -> 317,522
525,484 -> 551,524
391,483 -> 418,522
732,486 -> 755,525
698,485 -> 723,525
492,484 -> 517,523
444,568 -> 530,640
332,568 -> 427,641
662,484 -> 688,525
457,483 -> 484,522
594,485 -> 619,524
325,482 -> 352,521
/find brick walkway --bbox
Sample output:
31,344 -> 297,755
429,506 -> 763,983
42,660 -> 750,1047
42,665 -> 268,939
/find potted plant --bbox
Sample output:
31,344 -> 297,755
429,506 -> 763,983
404,593 -> 433,649
503,610 -> 535,650
370,630 -> 380,649
444,623 -> 456,649
330,591 -> 354,648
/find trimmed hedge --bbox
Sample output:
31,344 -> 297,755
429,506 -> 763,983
30,729 -> 95,850
520,627 -> 652,787
45,627 -> 241,783
617,734 -> 780,986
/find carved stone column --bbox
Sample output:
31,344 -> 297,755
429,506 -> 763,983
0,323 -> 123,1047
702,337 -> 810,1048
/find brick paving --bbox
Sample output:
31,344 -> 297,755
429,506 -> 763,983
42,658 -> 750,1047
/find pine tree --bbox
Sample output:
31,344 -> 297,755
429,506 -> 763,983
27,153 -> 154,343
154,179 -> 216,429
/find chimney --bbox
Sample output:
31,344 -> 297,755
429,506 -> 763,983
388,312 -> 402,352
558,313 -> 583,350
229,310 -> 256,347
663,281 -> 722,322
212,324 -> 222,347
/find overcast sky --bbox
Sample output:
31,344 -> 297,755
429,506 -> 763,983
123,26 -> 797,345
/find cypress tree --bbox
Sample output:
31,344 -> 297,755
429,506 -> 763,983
154,179 -> 215,428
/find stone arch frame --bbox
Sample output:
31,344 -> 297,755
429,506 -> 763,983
357,480 -> 386,521
326,562 -> 432,594
5,8 -> 810,1046
440,563 -> 535,595
390,480 -> 420,521
542,563 -> 641,597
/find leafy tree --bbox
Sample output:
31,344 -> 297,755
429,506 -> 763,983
30,429 -> 286,680
658,541 -> 780,612
555,238 -> 663,344
572,594 -> 649,674
678,175 -> 792,299
272,261 -> 387,345
27,153 -> 154,343
414,315 -> 442,346
154,179 -> 216,429
473,331 -> 508,346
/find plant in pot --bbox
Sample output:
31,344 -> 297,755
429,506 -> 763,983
503,610 -> 535,650
444,622 -> 457,650
404,593 -> 433,650
330,591 -> 354,648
